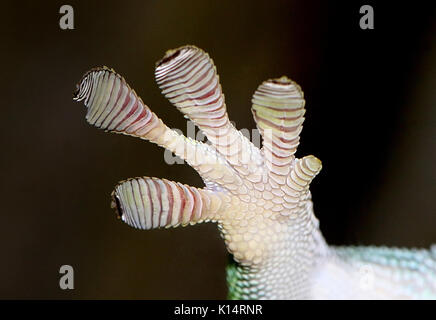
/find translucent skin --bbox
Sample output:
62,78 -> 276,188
74,45 -> 436,299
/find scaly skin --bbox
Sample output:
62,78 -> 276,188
73,45 -> 436,299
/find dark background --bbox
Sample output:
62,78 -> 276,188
1,1 -> 435,299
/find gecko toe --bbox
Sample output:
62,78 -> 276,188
111,191 -> 124,220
